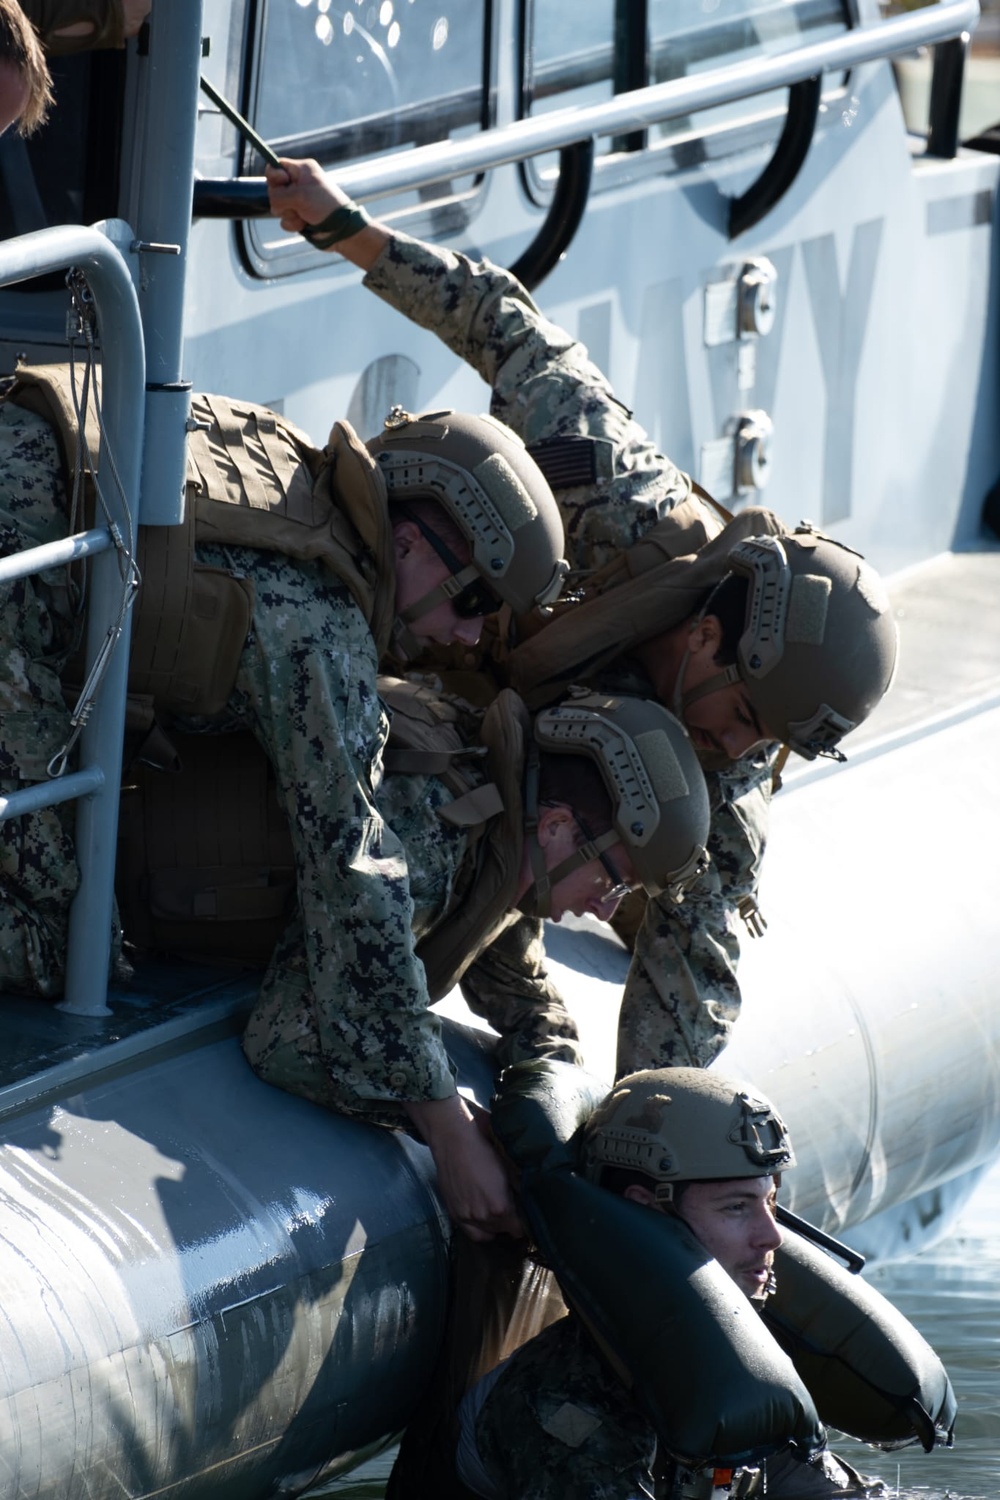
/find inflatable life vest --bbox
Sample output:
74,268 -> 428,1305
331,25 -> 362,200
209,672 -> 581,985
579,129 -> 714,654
491,1059 -> 956,1468
5,366 -> 395,716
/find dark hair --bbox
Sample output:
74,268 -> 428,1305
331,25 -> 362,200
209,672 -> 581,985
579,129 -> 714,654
388,496 -> 470,560
0,0 -> 53,136
537,752 -> 613,838
697,572 -> 749,666
595,1164 -> 695,1210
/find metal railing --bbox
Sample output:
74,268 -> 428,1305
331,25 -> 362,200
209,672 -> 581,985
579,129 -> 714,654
0,221 -> 145,1018
322,0 -> 979,201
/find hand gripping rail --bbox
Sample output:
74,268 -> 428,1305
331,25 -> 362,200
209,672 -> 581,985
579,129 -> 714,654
0,222 -> 145,1018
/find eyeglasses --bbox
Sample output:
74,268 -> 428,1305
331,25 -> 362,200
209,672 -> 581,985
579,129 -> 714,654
399,506 -> 503,619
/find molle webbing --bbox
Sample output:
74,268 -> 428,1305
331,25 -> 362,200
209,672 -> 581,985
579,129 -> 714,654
6,371 -> 397,714
507,505 -> 789,710
188,398 -> 398,659
378,676 -> 500,819
117,730 -> 296,966
417,689 -> 529,1000
378,679 -> 530,1001
3,366 -> 255,717
5,362 -> 101,486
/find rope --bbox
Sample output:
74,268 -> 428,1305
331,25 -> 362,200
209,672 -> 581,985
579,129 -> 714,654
47,270 -> 142,778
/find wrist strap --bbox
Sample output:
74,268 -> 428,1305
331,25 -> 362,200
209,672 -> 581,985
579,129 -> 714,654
300,202 -> 372,250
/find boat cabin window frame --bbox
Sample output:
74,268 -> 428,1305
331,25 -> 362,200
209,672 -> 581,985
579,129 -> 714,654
239,0 -> 498,279
518,0 -> 856,205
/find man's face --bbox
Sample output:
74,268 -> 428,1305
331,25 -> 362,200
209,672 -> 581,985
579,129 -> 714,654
393,521 -> 488,648
678,1176 -> 782,1300
0,60 -> 29,138
646,615 -> 774,766
537,806 -> 637,923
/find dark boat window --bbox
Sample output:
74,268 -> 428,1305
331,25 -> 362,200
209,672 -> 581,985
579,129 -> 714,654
243,0 -> 493,273
882,0 -> 1000,144
0,49 -> 123,265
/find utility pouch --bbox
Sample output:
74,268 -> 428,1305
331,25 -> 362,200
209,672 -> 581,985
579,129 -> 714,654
117,729 -> 295,967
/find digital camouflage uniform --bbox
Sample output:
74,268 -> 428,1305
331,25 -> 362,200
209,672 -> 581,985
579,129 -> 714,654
243,705 -> 582,1124
209,542 -> 461,1122
0,402 -> 110,995
0,389 -> 578,1115
464,1313 -> 879,1500
364,235 -> 772,1075
470,1315 -> 657,1500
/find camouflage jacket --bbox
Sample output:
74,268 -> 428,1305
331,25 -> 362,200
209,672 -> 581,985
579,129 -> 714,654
365,235 -> 774,1074
469,1314 -> 878,1500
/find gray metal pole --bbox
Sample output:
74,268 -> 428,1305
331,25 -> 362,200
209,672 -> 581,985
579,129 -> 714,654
0,527 -> 111,584
132,0 -> 203,526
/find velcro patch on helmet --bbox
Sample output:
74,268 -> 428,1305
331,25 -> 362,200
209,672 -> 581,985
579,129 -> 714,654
854,557 -> 891,615
540,1402 -> 604,1448
473,453 -> 539,531
785,573 -> 831,645
634,729 -> 689,803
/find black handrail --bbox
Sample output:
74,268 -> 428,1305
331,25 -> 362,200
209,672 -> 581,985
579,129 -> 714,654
728,75 -> 822,240
927,32 -> 970,159
193,176 -> 269,219
510,139 -> 595,292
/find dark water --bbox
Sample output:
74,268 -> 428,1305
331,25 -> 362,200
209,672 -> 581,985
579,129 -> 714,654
312,1157 -> 1000,1499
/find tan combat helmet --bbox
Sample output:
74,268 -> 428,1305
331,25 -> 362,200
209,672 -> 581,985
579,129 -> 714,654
580,1067 -> 795,1205
683,524 -> 898,760
523,692 -> 711,915
368,407 -> 569,648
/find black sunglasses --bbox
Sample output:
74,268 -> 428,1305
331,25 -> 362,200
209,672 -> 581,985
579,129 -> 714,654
399,508 -> 503,619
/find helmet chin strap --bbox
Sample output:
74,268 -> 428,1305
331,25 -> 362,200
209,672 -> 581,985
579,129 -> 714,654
516,747 -> 619,918
518,746 -> 552,919
391,562 -> 482,661
681,662 -> 742,713
672,601 -> 745,718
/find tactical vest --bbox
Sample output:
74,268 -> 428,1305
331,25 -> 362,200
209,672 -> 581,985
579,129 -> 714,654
6,366 -> 396,716
378,678 -> 529,1000
116,680 -> 531,993
505,499 -> 790,710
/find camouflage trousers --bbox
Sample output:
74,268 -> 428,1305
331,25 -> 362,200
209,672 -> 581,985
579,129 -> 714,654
467,1315 -> 657,1500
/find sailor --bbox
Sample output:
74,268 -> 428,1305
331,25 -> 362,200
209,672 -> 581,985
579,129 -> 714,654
241,688 -> 712,1244
1,0 -> 150,137
0,373 -> 566,1241
266,158 -> 899,1080
450,1068 -> 885,1499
